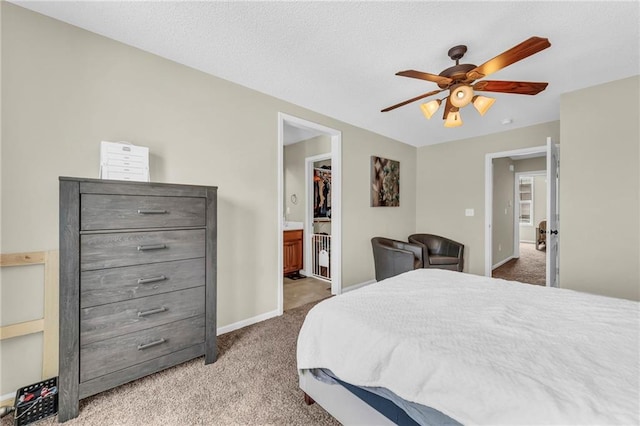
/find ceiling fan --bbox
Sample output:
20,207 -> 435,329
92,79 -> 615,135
381,36 -> 551,127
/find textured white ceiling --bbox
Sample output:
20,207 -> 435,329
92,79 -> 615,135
12,1 -> 640,147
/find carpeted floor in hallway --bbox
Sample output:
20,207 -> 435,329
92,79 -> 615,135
2,299 -> 338,426
492,242 -> 546,285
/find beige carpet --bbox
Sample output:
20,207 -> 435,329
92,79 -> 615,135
3,300 -> 338,426
492,242 -> 546,285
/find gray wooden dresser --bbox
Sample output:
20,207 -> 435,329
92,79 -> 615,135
58,177 -> 217,421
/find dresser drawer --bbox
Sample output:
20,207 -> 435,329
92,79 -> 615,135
80,286 -> 204,345
81,258 -> 205,308
81,194 -> 205,230
80,315 -> 204,382
80,229 -> 204,271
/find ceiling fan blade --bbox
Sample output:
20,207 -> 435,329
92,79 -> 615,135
381,89 -> 444,112
466,37 -> 551,81
396,70 -> 453,86
473,80 -> 548,95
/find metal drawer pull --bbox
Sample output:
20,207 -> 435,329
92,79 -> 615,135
137,209 -> 168,215
137,306 -> 168,317
137,244 -> 167,251
137,338 -> 166,350
137,275 -> 167,285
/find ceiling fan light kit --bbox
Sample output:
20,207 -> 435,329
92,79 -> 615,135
382,36 -> 551,128
420,99 -> 442,119
444,110 -> 463,128
450,84 -> 474,108
472,95 -> 496,116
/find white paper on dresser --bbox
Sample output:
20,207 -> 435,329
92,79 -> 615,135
99,141 -> 150,182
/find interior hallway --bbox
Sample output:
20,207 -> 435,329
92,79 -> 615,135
492,243 -> 546,286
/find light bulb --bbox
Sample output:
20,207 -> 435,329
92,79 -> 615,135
444,110 -> 463,128
450,85 -> 474,108
420,99 -> 442,119
472,95 -> 496,116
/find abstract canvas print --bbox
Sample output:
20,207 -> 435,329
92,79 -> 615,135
371,156 -> 400,207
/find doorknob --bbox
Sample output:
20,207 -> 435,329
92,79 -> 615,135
549,229 -> 558,235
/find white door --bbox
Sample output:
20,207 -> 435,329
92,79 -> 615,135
546,137 -> 559,287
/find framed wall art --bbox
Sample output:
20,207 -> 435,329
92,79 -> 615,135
371,156 -> 400,207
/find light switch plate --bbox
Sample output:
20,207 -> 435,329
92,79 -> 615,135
465,208 -> 474,217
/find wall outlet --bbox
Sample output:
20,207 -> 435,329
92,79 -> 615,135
498,243 -> 502,252
465,208 -> 474,217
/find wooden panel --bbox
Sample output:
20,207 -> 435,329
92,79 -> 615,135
80,287 -> 205,345
73,178 -> 207,198
0,251 -> 45,266
80,229 -> 205,271
81,258 -> 205,308
0,319 -> 44,340
80,316 -> 204,382
204,187 -> 217,364
43,250 -> 59,379
58,179 -> 81,422
81,194 -> 205,231
283,229 -> 303,242
283,230 -> 303,275
78,343 -> 204,399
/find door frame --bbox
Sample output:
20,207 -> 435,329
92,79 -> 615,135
277,113 -> 342,315
484,145 -> 547,278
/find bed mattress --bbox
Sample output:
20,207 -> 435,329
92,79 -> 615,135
297,269 -> 640,425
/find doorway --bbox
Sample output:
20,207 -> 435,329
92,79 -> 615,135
492,169 -> 547,285
277,113 -> 342,315
484,138 -> 559,287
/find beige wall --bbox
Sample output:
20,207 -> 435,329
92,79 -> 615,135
492,157 -> 515,265
416,121 -> 560,274
283,135 -> 331,223
560,76 -> 639,300
514,157 -> 546,173
1,3 -> 417,393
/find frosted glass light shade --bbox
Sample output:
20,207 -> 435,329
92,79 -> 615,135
444,110 -> 463,128
450,85 -> 474,108
420,99 -> 442,119
472,95 -> 496,116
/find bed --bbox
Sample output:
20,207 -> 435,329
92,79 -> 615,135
297,269 -> 639,425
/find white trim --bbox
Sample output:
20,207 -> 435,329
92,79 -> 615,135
492,255 -> 516,270
342,280 -> 376,293
519,239 -> 536,244
278,113 -> 343,318
485,145 -> 547,277
216,309 -> 280,336
1,391 -> 15,404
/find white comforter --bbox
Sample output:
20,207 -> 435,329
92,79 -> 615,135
297,269 -> 640,425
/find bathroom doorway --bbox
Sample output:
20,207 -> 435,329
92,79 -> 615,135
277,113 -> 342,315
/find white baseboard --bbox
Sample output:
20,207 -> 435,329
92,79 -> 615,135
217,309 -> 280,336
492,255 -> 516,270
520,240 -> 535,244
1,391 -> 15,404
216,280 -> 375,336
342,279 -> 376,293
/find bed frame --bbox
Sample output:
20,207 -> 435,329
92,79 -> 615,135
299,370 -> 395,425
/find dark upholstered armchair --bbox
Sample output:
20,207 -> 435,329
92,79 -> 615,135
371,237 -> 423,282
408,234 -> 464,272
